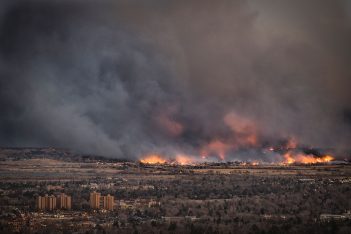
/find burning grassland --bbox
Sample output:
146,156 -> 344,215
148,109 -> 345,164
140,154 -> 200,165
140,114 -> 339,165
139,150 -> 336,166
140,154 -> 167,164
282,152 -> 334,165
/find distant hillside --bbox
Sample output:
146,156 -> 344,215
0,147 -> 132,163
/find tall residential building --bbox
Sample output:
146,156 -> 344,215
37,193 -> 71,211
89,191 -> 101,209
89,192 -> 114,210
47,195 -> 57,210
37,196 -> 46,210
37,194 -> 57,211
102,194 -> 114,211
57,193 -> 72,210
66,196 -> 72,209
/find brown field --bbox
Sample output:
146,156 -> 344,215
0,158 -> 350,182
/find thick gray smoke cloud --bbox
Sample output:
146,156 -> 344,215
0,0 -> 350,159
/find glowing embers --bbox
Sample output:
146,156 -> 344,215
282,151 -> 334,165
140,154 -> 167,164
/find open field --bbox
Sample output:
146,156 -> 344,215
1,157 -> 351,181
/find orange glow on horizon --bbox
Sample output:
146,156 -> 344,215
140,154 -> 167,164
140,154 -> 195,165
283,152 -> 334,164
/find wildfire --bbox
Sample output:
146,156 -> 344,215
140,151 -> 335,166
199,112 -> 260,161
140,154 -> 195,165
140,154 -> 167,164
140,115 -> 337,165
274,137 -> 335,164
283,152 -> 334,164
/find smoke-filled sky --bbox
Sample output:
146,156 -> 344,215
0,0 -> 350,160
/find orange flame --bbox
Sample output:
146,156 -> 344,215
140,154 -> 167,164
140,154 -> 195,165
283,152 -> 334,164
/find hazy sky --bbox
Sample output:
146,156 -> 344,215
0,0 -> 350,159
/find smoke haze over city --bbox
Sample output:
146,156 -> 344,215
0,0 -> 351,161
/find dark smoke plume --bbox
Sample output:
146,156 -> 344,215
0,0 -> 350,160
